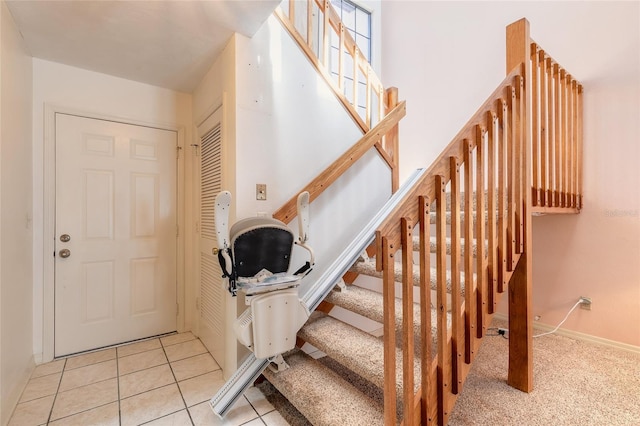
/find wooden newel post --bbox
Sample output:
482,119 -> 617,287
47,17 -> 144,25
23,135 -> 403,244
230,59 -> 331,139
505,18 -> 534,393
385,87 -> 400,192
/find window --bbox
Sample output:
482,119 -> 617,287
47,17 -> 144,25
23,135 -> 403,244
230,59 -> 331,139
331,0 -> 371,63
329,0 -> 372,117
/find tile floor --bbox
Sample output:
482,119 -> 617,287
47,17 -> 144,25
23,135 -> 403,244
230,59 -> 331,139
8,332 -> 291,426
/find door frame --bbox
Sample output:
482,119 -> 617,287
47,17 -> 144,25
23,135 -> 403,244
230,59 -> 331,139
42,104 -> 186,361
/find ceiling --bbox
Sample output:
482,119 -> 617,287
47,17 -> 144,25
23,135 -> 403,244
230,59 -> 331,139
6,0 -> 280,93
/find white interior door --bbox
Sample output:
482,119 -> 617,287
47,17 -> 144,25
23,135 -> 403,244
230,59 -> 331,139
55,113 -> 177,356
197,109 -> 226,368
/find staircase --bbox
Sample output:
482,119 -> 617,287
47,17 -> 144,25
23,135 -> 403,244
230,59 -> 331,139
215,4 -> 584,425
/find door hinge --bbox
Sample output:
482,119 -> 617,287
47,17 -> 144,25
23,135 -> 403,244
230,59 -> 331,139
176,303 -> 180,316
176,225 -> 179,237
176,146 -> 183,159
195,297 -> 200,311
195,221 -> 200,233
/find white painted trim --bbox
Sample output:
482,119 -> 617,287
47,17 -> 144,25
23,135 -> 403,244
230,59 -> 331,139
492,313 -> 640,355
41,104 -> 187,361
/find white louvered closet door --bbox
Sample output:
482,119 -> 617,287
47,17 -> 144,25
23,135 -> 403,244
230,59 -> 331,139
197,109 -> 225,367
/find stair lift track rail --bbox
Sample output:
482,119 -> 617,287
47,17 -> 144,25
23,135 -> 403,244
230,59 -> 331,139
210,168 -> 426,418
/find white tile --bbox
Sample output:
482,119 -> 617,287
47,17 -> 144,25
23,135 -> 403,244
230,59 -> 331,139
65,349 -> 116,370
58,360 -> 117,392
170,353 -> 220,381
117,338 -> 161,358
120,384 -> 185,426
19,372 -> 61,403
143,409 -> 192,425
189,399 -> 259,426
50,379 -> 118,421
8,395 -> 55,426
244,387 -> 275,416
178,370 -> 225,407
164,339 -> 207,362
48,402 -> 119,426
161,332 -> 195,347
118,348 -> 167,376
243,419 -> 267,426
119,363 -> 175,399
261,410 -> 291,426
31,359 -> 65,379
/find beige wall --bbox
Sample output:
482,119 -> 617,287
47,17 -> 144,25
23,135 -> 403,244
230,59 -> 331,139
0,1 -> 34,423
382,1 -> 640,346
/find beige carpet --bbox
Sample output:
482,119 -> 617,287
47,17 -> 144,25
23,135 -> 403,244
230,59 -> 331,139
449,319 -> 640,425
259,319 -> 640,425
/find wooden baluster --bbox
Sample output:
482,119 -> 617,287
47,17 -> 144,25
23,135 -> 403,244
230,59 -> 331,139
571,79 -> 578,207
338,23 -> 344,90
487,109 -> 498,311
538,50 -> 548,207
497,99 -> 508,293
506,83 -> 516,270
322,0 -> 330,66
307,0 -> 313,48
366,67 -> 372,128
449,157 -> 462,395
514,75 -> 524,254
546,58 -> 554,206
379,84 -> 385,126
462,140 -> 474,363
553,63 -> 561,207
353,46 -> 359,115
382,235 -> 396,425
435,175 -> 451,424
474,125 -> 486,343
419,195 -> 432,424
289,0 -> 295,24
560,69 -> 567,207
401,217 -> 415,424
531,44 -> 540,206
578,85 -> 584,209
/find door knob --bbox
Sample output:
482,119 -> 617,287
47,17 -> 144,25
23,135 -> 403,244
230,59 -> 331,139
59,249 -> 71,258
60,234 -> 71,242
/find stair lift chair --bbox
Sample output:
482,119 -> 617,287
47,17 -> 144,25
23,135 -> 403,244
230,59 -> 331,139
214,191 -> 314,366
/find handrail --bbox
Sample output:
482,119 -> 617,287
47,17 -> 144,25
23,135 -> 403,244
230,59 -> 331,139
375,63 -> 526,425
530,40 -> 584,212
273,100 -> 406,223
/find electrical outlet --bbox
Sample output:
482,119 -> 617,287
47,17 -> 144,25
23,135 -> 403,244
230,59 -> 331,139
579,296 -> 592,310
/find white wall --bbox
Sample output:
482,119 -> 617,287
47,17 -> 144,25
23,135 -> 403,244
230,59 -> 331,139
382,1 -> 640,346
234,15 -> 392,294
32,59 -> 193,361
1,1 -> 34,423
193,13 -> 393,374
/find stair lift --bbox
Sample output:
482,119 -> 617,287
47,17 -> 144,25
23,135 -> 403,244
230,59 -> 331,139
214,190 -> 314,363
210,169 -> 427,419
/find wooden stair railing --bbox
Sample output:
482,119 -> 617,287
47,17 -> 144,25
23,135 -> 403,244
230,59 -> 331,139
531,40 -> 584,213
274,0 -> 400,191
273,100 -> 406,223
373,19 -> 583,425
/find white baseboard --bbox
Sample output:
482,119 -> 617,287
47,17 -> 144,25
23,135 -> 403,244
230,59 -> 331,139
492,313 -> 640,354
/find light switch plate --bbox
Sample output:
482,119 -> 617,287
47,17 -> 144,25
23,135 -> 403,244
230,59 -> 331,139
256,184 -> 267,200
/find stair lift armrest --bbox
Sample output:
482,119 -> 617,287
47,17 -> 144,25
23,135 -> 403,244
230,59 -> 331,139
293,191 -> 314,276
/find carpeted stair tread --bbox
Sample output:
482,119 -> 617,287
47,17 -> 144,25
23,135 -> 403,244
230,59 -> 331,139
298,312 -> 421,394
350,259 -> 470,296
412,236 -> 481,257
325,285 -> 441,336
263,350 -> 383,426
